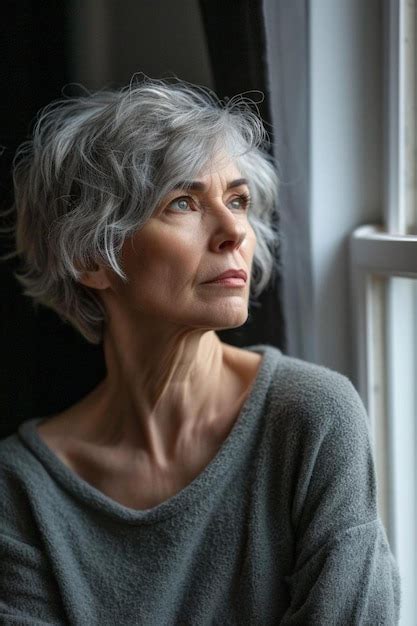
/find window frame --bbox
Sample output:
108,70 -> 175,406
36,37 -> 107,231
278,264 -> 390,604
349,1 -> 417,621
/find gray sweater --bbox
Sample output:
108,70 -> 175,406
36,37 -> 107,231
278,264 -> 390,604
0,344 -> 401,625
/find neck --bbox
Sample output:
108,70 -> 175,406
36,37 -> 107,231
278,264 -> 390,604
73,327 -> 238,467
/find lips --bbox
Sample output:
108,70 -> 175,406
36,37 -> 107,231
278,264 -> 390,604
204,269 -> 247,283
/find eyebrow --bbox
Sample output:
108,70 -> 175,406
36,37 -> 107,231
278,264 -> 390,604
170,177 -> 249,192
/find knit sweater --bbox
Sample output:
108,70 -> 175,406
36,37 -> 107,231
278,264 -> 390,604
0,344 -> 401,625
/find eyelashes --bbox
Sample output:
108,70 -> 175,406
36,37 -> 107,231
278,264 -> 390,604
232,192 -> 252,210
167,191 -> 252,213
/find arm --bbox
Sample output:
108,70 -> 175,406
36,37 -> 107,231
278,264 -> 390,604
280,375 -> 402,625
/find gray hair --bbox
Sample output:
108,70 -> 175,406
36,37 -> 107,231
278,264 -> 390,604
0,75 -> 281,344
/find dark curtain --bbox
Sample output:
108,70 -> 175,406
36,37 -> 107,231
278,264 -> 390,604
0,2 -> 105,439
199,0 -> 287,352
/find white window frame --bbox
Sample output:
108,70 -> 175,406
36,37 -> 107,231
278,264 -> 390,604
349,1 -> 417,623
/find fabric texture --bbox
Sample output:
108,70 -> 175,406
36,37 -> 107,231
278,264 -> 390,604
0,344 -> 401,625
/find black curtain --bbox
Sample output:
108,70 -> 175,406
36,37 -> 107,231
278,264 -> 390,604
199,0 -> 287,352
0,2 -> 105,439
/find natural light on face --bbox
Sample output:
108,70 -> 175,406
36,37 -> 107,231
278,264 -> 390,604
112,155 -> 257,334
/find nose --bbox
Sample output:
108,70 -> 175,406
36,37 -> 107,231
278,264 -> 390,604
207,201 -> 247,251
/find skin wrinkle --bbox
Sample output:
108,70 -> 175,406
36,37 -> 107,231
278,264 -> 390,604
44,153 -> 259,488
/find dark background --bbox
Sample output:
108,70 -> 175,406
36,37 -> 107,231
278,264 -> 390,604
0,0 -> 286,439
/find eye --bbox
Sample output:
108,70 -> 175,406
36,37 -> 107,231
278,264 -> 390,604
167,192 -> 251,213
168,196 -> 194,212
229,192 -> 251,210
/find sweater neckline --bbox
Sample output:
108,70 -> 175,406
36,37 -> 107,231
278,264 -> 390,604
18,344 -> 282,525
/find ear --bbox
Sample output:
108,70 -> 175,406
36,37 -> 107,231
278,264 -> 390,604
76,262 -> 112,291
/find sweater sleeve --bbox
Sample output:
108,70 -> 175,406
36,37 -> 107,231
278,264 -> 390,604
0,532 -> 65,625
280,374 -> 402,625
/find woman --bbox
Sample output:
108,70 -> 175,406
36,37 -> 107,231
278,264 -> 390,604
0,75 -> 401,625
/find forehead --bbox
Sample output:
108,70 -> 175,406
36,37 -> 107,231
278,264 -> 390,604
185,153 -> 245,189
199,162 -> 242,182
199,149 -> 242,175
164,149 -> 248,195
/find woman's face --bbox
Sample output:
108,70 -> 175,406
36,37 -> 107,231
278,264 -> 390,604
103,154 -> 257,332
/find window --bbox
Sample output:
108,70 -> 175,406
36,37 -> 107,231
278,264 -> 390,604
349,1 -> 417,623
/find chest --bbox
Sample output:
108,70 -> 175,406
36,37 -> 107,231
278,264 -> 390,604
37,351 -> 262,510
85,443 -> 225,509
41,417 -> 236,510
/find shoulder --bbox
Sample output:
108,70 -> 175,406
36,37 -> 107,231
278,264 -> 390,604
266,350 -> 370,445
0,424 -> 47,505
0,430 -> 44,542
0,430 -> 29,470
268,348 -> 357,403
0,429 -> 38,493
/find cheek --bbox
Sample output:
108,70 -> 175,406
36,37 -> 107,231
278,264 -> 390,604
120,228 -> 199,290
242,225 -> 257,255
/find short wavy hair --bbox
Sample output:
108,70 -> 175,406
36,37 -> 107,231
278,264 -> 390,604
0,74 -> 281,344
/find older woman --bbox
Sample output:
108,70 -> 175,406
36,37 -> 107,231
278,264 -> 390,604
0,76 -> 401,625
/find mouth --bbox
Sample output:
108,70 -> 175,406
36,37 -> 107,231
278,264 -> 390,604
202,269 -> 248,284
202,277 -> 246,287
